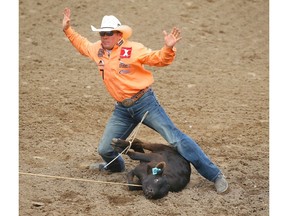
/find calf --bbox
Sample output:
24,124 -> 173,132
111,138 -> 191,199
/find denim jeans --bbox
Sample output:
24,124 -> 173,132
97,88 -> 221,182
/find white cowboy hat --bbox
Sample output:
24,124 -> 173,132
91,15 -> 132,39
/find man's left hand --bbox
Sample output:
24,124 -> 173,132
163,27 -> 182,48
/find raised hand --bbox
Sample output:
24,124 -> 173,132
62,8 -> 71,31
163,27 -> 182,48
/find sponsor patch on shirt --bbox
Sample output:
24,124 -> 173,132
119,70 -> 130,74
120,47 -> 132,58
98,60 -> 105,66
118,39 -> 124,47
119,61 -> 130,68
98,48 -> 105,57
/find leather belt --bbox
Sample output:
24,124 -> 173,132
119,87 -> 150,108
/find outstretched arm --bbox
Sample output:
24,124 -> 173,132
62,7 -> 94,58
163,27 -> 182,48
62,8 -> 71,31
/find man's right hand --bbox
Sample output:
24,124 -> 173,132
62,8 -> 71,31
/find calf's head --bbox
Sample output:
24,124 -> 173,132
142,162 -> 170,199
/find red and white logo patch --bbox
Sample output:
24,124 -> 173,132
120,47 -> 132,58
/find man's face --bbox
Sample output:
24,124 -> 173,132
99,31 -> 123,50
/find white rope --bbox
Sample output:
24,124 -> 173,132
125,110 -> 149,152
19,113 -> 149,188
104,111 -> 149,169
19,172 -> 142,187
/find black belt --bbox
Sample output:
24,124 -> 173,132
118,87 -> 150,107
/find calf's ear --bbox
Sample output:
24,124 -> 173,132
156,162 -> 166,170
147,162 -> 166,176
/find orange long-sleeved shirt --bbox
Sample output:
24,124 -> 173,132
64,27 -> 176,102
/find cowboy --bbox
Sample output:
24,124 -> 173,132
62,8 -> 228,193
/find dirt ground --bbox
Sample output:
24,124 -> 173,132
19,0 -> 269,215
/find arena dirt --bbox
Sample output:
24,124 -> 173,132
19,0 -> 269,215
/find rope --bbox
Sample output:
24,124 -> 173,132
19,172 -> 142,187
104,111 -> 149,169
19,111 -> 149,188
126,111 -> 149,144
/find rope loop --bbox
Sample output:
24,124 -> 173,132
104,111 -> 149,169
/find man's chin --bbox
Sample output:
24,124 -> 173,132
102,43 -> 113,50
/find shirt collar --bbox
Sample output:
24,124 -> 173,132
117,38 -> 124,47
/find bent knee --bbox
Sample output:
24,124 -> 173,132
97,143 -> 110,156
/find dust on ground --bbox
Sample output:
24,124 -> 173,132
19,0 -> 269,215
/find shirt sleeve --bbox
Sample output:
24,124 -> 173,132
137,44 -> 176,67
63,27 -> 94,59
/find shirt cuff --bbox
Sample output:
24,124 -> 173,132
163,45 -> 177,53
63,26 -> 73,36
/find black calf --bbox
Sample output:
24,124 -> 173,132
111,138 -> 191,199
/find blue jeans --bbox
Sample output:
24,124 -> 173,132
97,88 -> 221,182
